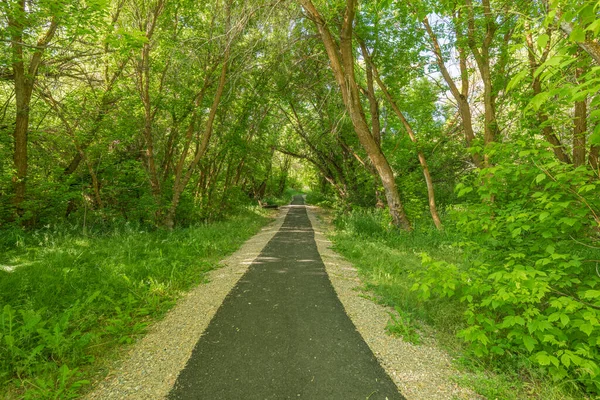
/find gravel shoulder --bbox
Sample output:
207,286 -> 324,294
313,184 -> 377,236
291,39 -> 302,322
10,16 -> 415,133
85,202 -> 479,400
85,207 -> 290,400
305,205 -> 479,400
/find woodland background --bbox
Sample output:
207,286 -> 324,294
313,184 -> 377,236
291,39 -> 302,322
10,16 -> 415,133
0,0 -> 599,398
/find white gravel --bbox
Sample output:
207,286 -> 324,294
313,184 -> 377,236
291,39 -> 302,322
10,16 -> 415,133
305,205 -> 480,400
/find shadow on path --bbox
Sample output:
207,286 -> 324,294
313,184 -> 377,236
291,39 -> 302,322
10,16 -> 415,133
168,196 -> 404,399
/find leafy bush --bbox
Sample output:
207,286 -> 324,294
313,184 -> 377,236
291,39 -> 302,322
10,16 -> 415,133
412,143 -> 600,393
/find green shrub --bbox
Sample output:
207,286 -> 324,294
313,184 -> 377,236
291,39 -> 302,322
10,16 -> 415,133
413,143 -> 600,393
0,208 -> 269,398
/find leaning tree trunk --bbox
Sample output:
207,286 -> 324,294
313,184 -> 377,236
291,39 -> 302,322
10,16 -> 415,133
163,46 -> 230,229
422,15 -> 481,168
298,0 -> 412,230
359,40 -> 442,229
525,28 -> 571,163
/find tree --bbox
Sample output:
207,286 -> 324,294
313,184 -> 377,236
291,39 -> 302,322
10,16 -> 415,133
5,0 -> 59,215
298,0 -> 412,230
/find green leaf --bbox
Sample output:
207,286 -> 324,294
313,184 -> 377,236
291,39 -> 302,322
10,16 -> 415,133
523,335 -> 537,352
529,92 -> 550,111
535,173 -> 546,183
457,186 -> 473,197
537,33 -> 549,50
535,351 -> 551,365
507,70 -> 528,92
548,312 -> 560,322
579,184 -> 596,193
583,290 -> 600,299
590,125 -> 600,145
587,19 -> 600,35
580,323 -> 594,336
569,26 -> 586,43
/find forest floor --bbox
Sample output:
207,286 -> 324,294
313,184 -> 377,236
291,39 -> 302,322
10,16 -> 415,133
86,196 -> 475,399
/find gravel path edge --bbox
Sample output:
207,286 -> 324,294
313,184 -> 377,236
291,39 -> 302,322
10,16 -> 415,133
305,205 -> 479,400
85,206 -> 290,400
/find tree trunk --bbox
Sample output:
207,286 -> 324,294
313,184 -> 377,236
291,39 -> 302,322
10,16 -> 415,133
362,46 -> 442,230
139,41 -> 162,202
9,2 -> 58,215
278,156 -> 291,196
465,0 -> 499,165
12,79 -> 32,215
134,0 -> 166,214
299,0 -> 411,230
359,41 -> 386,207
163,45 -> 230,229
524,28 -> 571,163
423,15 -> 481,167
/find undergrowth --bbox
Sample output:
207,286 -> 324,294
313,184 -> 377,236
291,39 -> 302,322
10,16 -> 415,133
330,207 -> 595,400
0,207 -> 270,399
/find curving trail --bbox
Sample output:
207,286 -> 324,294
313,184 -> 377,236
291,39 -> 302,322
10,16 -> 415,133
168,195 -> 403,400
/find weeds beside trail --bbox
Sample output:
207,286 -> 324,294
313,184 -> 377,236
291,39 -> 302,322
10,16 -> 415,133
0,208 -> 270,399
330,208 -> 593,400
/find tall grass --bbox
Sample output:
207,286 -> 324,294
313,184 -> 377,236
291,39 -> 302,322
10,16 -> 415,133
0,207 -> 270,399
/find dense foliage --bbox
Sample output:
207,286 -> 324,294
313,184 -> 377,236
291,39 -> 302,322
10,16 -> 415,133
1,0 -> 599,397
0,210 -> 269,397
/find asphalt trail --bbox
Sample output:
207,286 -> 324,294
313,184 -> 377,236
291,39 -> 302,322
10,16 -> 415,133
168,196 -> 403,399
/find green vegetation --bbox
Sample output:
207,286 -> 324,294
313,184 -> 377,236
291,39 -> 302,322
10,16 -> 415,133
1,0 -> 600,397
329,164 -> 599,399
0,208 -> 270,398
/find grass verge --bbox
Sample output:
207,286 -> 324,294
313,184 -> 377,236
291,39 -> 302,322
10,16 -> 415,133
0,207 -> 271,399
328,208 -> 589,400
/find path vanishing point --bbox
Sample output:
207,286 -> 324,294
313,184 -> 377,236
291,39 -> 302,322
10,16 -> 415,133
168,195 -> 403,399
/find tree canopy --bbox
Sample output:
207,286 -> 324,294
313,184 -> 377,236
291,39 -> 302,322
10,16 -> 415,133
1,0 -> 600,396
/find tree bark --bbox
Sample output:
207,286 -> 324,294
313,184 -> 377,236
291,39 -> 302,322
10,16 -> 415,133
358,41 -> 386,207
135,0 -> 166,208
278,156 -> 291,196
525,28 -> 571,164
9,2 -> 58,215
299,0 -> 411,230
163,43 -> 230,228
361,43 -> 442,230
422,15 -> 481,167
465,0 -> 499,165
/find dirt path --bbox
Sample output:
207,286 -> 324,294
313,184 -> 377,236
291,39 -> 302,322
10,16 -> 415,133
168,195 -> 402,399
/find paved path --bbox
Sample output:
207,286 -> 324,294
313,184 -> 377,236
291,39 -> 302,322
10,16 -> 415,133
168,196 -> 403,399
